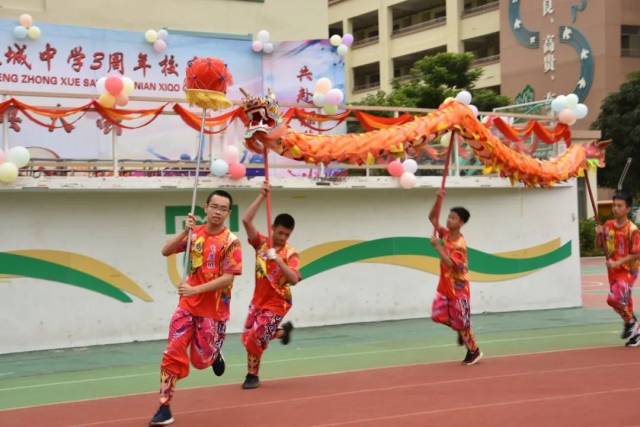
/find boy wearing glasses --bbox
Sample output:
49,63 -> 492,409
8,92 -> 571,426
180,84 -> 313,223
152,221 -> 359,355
150,190 -> 243,426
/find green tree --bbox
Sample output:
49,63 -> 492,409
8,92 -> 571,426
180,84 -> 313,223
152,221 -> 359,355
356,52 -> 511,112
592,70 -> 640,195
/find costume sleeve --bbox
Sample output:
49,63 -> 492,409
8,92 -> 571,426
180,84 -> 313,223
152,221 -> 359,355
222,238 -> 243,275
248,232 -> 267,250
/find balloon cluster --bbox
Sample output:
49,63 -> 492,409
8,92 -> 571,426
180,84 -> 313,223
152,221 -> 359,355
329,33 -> 353,57
550,93 -> 588,126
312,78 -> 344,114
251,30 -> 274,54
0,146 -> 30,184
14,14 -> 41,40
210,146 -> 247,180
387,159 -> 419,189
144,29 -> 169,53
97,75 -> 135,108
452,90 -> 478,116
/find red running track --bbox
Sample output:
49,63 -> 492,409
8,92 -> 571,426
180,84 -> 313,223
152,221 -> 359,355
2,346 -> 639,427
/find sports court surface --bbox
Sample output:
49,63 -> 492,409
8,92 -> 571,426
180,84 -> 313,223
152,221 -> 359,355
2,258 -> 638,426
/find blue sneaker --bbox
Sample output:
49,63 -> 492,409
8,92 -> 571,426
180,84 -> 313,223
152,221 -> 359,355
149,404 -> 174,426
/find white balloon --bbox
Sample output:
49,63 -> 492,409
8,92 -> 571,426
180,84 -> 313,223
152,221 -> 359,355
157,29 -> 169,40
96,77 -> 107,93
402,158 -> 418,174
263,42 -> 274,54
469,104 -> 479,117
551,95 -> 567,113
400,172 -> 417,189
337,44 -> 349,56
575,103 -> 589,119
210,159 -> 229,177
0,162 -> 18,184
455,90 -> 472,105
329,34 -> 342,47
7,146 -> 30,168
566,93 -> 579,109
313,92 -> 326,107
257,30 -> 270,43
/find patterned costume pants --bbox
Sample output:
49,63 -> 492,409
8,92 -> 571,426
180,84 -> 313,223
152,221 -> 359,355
159,307 -> 226,404
431,290 -> 478,352
242,305 -> 285,375
608,277 -> 636,323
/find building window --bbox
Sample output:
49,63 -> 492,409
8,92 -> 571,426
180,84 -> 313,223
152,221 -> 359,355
621,25 -> 640,57
390,0 -> 446,36
353,62 -> 380,92
350,11 -> 379,47
329,21 -> 343,38
463,0 -> 499,14
463,32 -> 500,64
393,46 -> 447,80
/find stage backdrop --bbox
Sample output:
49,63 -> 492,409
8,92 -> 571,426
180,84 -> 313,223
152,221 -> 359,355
0,19 -> 344,162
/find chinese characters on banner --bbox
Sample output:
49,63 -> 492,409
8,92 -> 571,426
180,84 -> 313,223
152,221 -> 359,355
0,20 -> 261,98
0,20 -> 344,160
296,65 -> 314,104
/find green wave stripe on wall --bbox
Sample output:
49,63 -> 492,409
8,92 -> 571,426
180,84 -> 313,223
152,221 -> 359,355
0,252 -> 132,302
299,237 -> 571,279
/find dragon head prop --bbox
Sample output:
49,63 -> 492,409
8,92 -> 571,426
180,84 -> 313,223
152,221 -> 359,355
240,88 -> 284,153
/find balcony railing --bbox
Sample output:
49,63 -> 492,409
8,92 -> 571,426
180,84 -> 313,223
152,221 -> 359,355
462,1 -> 499,17
391,16 -> 446,38
352,81 -> 381,92
472,54 -> 500,65
352,35 -> 379,48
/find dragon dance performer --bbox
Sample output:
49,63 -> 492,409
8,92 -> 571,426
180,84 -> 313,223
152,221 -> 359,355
595,191 -> 640,347
240,181 -> 300,389
429,190 -> 482,365
150,190 -> 243,426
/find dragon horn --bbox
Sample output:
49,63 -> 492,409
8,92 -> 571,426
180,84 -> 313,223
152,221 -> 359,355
239,87 -> 251,98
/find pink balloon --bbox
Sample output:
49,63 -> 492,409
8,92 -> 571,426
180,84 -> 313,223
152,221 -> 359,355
105,76 -> 124,96
251,40 -> 263,52
19,14 -> 32,28
342,33 -> 354,47
223,145 -> 240,164
0,149 -> 4,164
229,163 -> 246,180
387,160 -> 404,177
115,93 -> 129,107
400,172 -> 417,189
558,108 -> 577,126
325,88 -> 343,105
153,39 -> 167,53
